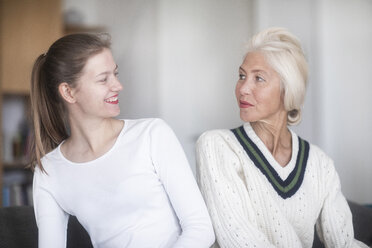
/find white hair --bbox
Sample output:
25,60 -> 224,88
246,27 -> 308,125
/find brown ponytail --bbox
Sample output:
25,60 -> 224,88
29,33 -> 111,172
30,54 -> 68,172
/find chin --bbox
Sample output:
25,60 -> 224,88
106,107 -> 121,117
102,111 -> 120,119
240,113 -> 258,123
111,111 -> 120,117
240,113 -> 250,123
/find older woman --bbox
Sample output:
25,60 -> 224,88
196,27 -> 368,248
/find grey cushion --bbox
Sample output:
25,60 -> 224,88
0,206 -> 92,248
0,202 -> 371,248
313,201 -> 372,248
0,206 -> 37,248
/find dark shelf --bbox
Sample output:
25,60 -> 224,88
3,161 -> 30,170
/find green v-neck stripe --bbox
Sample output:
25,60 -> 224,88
235,128 -> 284,191
232,126 -> 310,199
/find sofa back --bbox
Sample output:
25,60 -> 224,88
0,206 -> 92,248
1,202 -> 371,248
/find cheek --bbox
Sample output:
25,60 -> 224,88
255,87 -> 273,101
77,86 -> 105,104
260,89 -> 282,109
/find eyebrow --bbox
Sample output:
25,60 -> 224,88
96,64 -> 119,77
239,67 -> 268,75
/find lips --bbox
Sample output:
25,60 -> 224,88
105,95 -> 119,104
239,100 -> 253,108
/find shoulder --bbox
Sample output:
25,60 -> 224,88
196,129 -> 243,176
125,118 -> 179,144
123,117 -> 163,129
291,131 -> 333,166
301,140 -> 338,181
197,129 -> 234,143
308,143 -> 334,167
196,129 -> 239,159
197,129 -> 236,148
38,146 -> 63,174
123,118 -> 172,136
126,117 -> 168,129
34,149 -> 60,187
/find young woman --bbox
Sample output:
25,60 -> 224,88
196,27 -> 368,248
30,33 -> 214,248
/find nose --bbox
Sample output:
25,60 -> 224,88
239,78 -> 253,95
111,77 -> 123,92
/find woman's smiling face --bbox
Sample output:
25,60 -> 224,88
72,48 -> 123,119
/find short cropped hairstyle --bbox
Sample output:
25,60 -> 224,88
246,27 -> 308,125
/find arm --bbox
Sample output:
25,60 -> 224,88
33,169 -> 69,248
149,119 -> 215,248
315,157 -> 369,248
196,131 -> 279,248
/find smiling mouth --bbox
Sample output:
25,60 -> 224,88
105,95 -> 119,104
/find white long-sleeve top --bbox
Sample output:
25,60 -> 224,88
196,123 -> 368,248
33,118 -> 215,248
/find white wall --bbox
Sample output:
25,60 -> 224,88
254,0 -> 372,204
63,0 -> 252,172
156,0 -> 252,171
63,0 -> 372,204
64,0 -> 160,118
318,0 -> 372,204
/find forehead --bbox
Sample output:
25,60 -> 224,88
82,48 -> 115,75
241,52 -> 273,72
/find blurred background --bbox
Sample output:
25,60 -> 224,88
0,0 -> 371,207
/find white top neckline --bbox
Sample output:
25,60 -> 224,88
57,119 -> 127,166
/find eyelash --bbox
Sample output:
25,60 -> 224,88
99,72 -> 119,83
239,74 -> 266,84
255,76 -> 265,82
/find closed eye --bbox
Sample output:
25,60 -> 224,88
98,77 -> 108,83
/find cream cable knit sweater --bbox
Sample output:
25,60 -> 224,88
196,123 -> 368,248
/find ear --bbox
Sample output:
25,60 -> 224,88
58,82 -> 76,103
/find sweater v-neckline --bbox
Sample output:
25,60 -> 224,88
232,124 -> 310,199
243,123 -> 296,179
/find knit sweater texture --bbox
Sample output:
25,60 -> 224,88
196,123 -> 368,248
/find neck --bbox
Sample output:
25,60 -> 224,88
65,114 -> 123,157
251,111 -> 291,159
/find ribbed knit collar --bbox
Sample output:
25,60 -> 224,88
243,123 -> 297,180
231,123 -> 310,199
